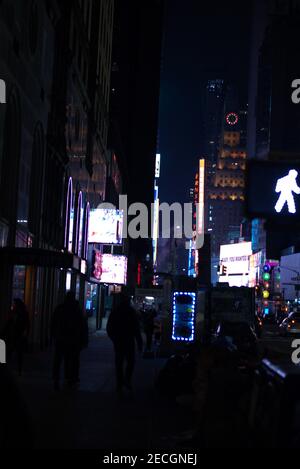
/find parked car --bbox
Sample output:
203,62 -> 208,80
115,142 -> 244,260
279,312 -> 300,336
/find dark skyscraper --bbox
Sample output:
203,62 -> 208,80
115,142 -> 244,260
202,79 -> 226,165
109,0 -> 164,286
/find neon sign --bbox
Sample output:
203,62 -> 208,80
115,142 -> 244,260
226,112 -> 239,126
172,291 -> 196,342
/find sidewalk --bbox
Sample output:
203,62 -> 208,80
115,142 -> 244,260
11,333 -> 193,449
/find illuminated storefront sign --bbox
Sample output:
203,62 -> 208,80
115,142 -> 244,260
92,251 -> 127,285
88,209 -> 123,244
172,291 -> 196,342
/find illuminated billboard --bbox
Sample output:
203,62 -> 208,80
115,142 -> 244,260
246,160 -> 300,221
172,291 -> 196,342
92,252 -> 127,285
249,251 -> 263,288
88,209 -> 123,244
197,159 -> 205,235
219,242 -> 252,287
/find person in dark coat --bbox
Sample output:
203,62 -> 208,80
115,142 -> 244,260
107,293 -> 143,393
1,299 -> 30,375
142,307 -> 157,352
51,291 -> 87,390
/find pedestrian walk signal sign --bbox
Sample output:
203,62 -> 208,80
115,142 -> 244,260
274,170 -> 300,214
245,160 -> 300,222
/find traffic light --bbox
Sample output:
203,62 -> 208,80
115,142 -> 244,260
262,262 -> 272,300
222,265 -> 227,275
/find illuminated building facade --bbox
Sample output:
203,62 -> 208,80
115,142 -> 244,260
0,0 -> 114,345
153,153 -> 160,271
208,108 -> 248,274
189,159 -> 206,278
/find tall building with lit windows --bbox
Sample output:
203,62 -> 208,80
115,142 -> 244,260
208,106 -> 248,278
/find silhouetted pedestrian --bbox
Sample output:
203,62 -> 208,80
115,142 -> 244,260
51,291 -> 87,391
107,293 -> 143,394
1,299 -> 30,375
143,307 -> 157,352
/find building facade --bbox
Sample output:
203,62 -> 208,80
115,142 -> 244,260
207,105 -> 248,282
0,0 -> 114,346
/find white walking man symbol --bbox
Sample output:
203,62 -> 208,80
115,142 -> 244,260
275,169 -> 300,214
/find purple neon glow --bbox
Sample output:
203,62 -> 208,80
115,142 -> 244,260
76,191 -> 83,255
83,203 -> 90,260
64,177 -> 73,249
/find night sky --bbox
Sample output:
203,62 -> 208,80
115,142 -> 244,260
158,0 -> 252,205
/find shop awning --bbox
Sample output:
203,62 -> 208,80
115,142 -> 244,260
0,247 -> 81,270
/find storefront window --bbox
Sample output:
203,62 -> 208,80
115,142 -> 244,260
12,265 -> 26,301
85,282 -> 98,318
66,271 -> 72,291
75,275 -> 80,300
0,221 -> 8,247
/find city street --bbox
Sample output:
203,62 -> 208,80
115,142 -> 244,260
261,325 -> 294,360
2,0 -> 300,454
10,332 -> 193,450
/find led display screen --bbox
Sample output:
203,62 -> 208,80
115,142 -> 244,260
88,209 -> 123,244
172,291 -> 196,342
92,252 -> 127,285
246,160 -> 300,221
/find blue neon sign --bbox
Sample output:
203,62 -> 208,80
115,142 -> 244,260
172,291 -> 196,342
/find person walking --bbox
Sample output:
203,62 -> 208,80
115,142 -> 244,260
1,299 -> 30,375
107,293 -> 143,394
143,307 -> 157,352
51,291 -> 87,391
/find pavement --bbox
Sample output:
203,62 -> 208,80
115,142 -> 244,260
7,323 -> 295,450
9,332 -> 194,450
260,324 -> 294,360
